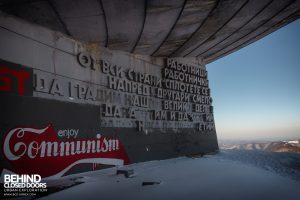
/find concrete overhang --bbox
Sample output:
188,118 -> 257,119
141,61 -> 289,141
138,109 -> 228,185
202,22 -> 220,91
0,0 -> 299,63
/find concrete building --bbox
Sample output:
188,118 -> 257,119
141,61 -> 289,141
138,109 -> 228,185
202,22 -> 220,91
0,0 -> 299,178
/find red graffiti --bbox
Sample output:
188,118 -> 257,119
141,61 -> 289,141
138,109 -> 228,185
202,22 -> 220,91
0,66 -> 30,96
2,125 -> 130,178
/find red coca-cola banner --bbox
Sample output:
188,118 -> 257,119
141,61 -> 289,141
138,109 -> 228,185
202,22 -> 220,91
2,124 -> 130,178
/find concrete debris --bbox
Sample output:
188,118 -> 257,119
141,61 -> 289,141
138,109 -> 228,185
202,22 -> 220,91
142,181 -> 161,186
116,169 -> 135,178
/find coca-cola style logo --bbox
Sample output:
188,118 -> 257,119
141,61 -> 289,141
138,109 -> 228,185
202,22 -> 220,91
2,124 -> 130,178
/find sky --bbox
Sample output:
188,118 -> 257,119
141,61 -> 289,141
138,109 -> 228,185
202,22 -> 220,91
207,19 -> 300,141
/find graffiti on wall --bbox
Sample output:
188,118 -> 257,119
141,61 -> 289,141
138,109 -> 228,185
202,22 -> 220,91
0,60 -> 33,96
2,124 -> 130,178
0,59 -> 130,179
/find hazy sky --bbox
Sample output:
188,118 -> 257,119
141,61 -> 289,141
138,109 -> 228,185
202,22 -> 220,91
207,19 -> 300,141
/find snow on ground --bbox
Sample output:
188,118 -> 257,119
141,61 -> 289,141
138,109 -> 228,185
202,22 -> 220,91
40,151 -> 300,200
217,150 -> 300,180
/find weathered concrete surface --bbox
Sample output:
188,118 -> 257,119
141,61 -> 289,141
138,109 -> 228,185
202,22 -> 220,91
0,0 -> 299,62
133,0 -> 185,55
0,14 -> 217,178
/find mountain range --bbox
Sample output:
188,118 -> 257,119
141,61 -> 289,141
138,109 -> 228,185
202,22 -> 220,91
219,140 -> 300,153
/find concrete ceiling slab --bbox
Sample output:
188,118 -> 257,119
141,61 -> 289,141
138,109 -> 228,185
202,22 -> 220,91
152,0 -> 217,57
188,0 -> 272,57
51,0 -> 106,44
0,0 -> 68,34
170,0 -> 249,57
0,0 -> 299,63
133,0 -> 185,55
102,0 -> 145,52
205,0 -> 300,63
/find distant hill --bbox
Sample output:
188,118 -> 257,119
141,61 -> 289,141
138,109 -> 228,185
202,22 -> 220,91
219,140 -> 300,153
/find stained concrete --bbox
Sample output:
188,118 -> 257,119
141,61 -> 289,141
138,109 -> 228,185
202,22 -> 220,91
0,0 -> 299,62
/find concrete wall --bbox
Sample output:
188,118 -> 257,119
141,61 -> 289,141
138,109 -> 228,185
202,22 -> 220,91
0,14 -> 218,179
